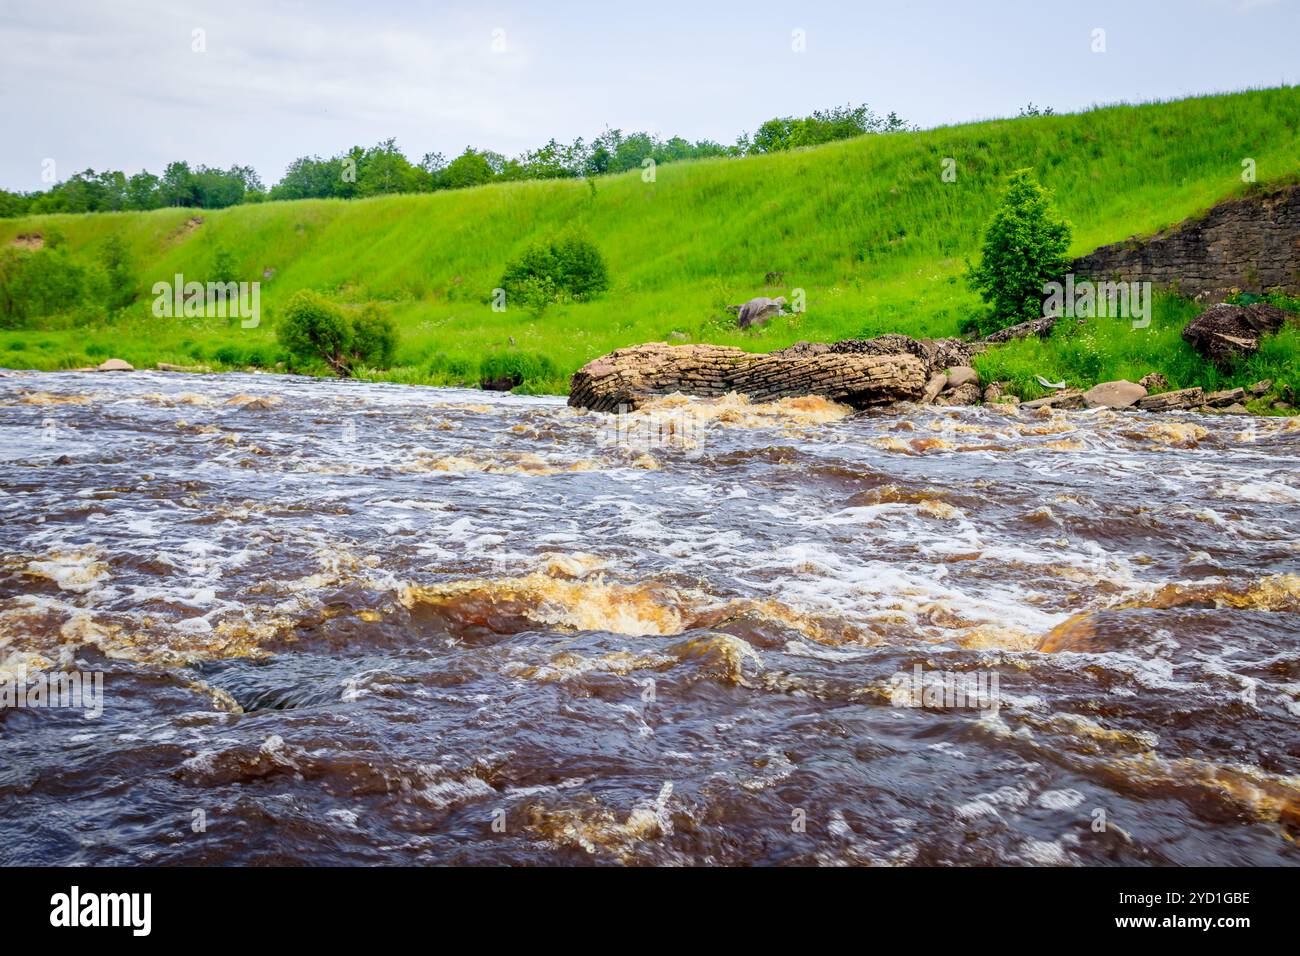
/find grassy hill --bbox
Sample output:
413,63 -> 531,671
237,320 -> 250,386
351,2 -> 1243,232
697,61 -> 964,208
3,86 -> 1300,399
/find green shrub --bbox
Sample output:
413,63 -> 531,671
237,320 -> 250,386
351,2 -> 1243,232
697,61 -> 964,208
551,232 -> 610,299
276,289 -> 351,374
213,344 -> 244,365
478,349 -> 557,390
350,305 -> 398,367
510,273 -> 558,317
426,351 -> 476,381
275,290 -> 400,376
966,169 -> 1071,335
500,232 -> 609,314
56,352 -> 91,369
244,346 -> 272,367
210,244 -> 237,285
0,246 -> 91,324
100,235 -> 135,309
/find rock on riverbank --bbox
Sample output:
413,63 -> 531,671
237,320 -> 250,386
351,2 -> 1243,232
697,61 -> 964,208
567,336 -> 975,412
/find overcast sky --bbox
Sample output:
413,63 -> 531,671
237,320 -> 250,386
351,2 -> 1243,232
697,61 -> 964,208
1,0 -> 1296,191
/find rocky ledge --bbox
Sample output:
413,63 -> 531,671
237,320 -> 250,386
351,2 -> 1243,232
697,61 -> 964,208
1070,183 -> 1300,300
568,335 -> 974,412
568,333 -> 1287,417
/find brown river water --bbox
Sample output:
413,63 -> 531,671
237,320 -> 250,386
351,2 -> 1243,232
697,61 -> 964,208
1,369 -> 1298,865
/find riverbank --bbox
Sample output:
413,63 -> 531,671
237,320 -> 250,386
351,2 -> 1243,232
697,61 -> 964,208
7,290 -> 1297,415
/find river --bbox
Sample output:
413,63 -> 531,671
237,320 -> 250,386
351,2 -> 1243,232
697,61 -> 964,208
1,369 -> 1298,865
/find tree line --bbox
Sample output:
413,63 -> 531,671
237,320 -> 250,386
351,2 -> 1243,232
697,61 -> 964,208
0,104 -> 913,217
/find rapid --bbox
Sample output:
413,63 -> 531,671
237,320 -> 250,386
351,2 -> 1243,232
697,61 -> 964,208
1,369 -> 1297,865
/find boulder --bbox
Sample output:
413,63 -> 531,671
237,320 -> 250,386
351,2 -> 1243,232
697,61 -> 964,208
1082,380 -> 1147,409
1247,379 -> 1273,396
97,358 -> 134,372
1134,387 -> 1204,412
1181,303 -> 1291,367
1137,372 -> 1169,393
921,372 -> 948,405
568,341 -> 928,412
945,366 -> 979,389
983,381 -> 1018,405
234,398 -> 277,411
736,296 -> 786,329
921,338 -> 976,370
932,382 -> 982,406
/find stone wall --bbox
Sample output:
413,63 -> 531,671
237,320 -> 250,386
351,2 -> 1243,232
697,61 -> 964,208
1070,183 -> 1300,299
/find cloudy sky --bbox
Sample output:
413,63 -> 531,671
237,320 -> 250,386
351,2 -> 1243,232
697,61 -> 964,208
0,0 -> 1295,191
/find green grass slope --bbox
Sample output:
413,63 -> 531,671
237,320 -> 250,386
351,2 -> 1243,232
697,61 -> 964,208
3,86 -> 1299,398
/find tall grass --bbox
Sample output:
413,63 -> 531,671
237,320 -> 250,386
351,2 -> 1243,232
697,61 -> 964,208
2,86 -> 1299,393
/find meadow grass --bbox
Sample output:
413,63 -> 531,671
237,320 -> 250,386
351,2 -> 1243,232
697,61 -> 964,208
2,86 -> 1299,397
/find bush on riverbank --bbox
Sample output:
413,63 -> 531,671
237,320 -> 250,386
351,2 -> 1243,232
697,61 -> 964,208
277,290 -> 399,376
478,349 -> 559,391
965,169 -> 1072,336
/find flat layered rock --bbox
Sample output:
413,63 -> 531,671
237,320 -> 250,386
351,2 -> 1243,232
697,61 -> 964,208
1134,387 -> 1204,412
1021,389 -> 1085,411
980,316 -> 1057,344
156,362 -> 211,372
1203,387 -> 1247,408
568,341 -> 929,412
